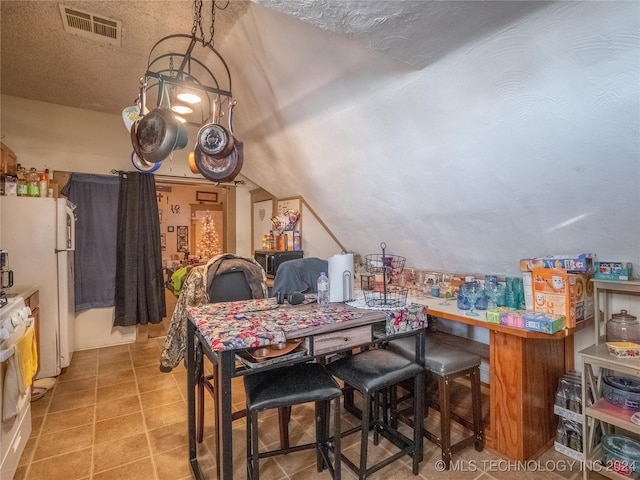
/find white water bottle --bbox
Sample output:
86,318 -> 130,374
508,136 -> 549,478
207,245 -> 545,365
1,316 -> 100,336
317,272 -> 330,305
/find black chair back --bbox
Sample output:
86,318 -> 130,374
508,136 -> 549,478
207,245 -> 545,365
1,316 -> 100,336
208,268 -> 253,303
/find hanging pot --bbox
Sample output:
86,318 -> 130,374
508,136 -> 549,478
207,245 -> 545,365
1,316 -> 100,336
122,105 -> 141,132
194,137 -> 243,183
188,151 -> 200,174
131,151 -> 161,173
197,99 -> 236,159
133,108 -> 188,163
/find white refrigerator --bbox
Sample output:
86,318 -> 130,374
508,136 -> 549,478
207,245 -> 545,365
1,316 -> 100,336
0,196 -> 76,379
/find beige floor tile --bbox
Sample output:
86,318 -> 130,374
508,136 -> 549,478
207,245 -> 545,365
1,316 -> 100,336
52,376 -> 97,396
134,363 -> 165,379
147,421 -> 189,455
92,432 -> 152,473
94,411 -> 145,445
153,445 -> 194,480
140,384 -> 184,410
48,388 -> 95,414
29,415 -> 44,438
91,456 -> 156,480
29,393 -> 52,418
18,437 -> 37,467
95,393 -> 141,421
97,357 -> 133,374
96,366 -> 135,387
61,361 -> 98,381
33,424 -> 93,461
42,404 -> 95,433
26,447 -> 92,480
137,371 -> 178,393
95,379 -> 138,404
143,400 -> 187,430
131,349 -> 164,368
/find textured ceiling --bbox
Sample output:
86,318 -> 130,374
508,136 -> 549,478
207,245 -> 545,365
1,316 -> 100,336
1,0 -> 550,121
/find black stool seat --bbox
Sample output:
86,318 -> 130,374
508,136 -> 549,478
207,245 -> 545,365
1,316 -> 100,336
244,362 -> 342,480
388,334 -> 484,470
389,336 -> 480,375
328,347 -> 424,480
245,363 -> 342,411
328,348 -> 424,393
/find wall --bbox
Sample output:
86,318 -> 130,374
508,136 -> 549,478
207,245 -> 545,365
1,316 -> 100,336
224,2 -> 639,277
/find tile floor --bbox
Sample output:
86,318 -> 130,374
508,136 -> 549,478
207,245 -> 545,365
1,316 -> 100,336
14,335 -> 608,480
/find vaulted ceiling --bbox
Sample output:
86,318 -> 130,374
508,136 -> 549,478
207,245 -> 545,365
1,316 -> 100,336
1,0 -> 548,118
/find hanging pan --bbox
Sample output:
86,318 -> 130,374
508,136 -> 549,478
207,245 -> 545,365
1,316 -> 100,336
131,79 -> 188,164
131,151 -> 161,173
194,138 -> 243,183
197,98 -> 236,159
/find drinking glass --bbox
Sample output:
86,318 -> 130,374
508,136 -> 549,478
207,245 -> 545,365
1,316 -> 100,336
439,273 -> 452,305
485,282 -> 505,309
461,282 -> 482,317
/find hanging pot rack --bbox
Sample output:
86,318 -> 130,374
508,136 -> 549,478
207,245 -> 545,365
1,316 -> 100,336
139,33 -> 233,121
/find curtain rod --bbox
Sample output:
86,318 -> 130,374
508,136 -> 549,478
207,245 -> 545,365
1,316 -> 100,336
109,170 -> 246,187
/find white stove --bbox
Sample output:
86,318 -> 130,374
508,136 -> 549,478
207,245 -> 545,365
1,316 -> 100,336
0,294 -> 32,480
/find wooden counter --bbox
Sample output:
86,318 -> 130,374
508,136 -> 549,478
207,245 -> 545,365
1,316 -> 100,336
411,295 -> 591,461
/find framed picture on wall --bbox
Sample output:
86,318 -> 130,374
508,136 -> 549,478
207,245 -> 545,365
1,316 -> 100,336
167,226 -> 174,232
177,226 -> 189,252
196,191 -> 217,202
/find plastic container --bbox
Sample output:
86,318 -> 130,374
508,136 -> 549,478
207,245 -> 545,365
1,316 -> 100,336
317,272 -> 329,305
601,434 -> 640,479
555,371 -> 582,413
607,310 -> 640,344
602,375 -> 640,410
27,167 -> 39,197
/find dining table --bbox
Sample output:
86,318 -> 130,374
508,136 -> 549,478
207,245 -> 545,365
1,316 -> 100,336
185,295 -> 428,480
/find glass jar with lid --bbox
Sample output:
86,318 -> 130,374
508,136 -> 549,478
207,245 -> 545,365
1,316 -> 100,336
606,309 -> 640,344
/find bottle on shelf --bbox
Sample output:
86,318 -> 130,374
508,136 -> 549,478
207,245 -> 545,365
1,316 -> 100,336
317,272 -> 330,306
16,165 -> 27,196
38,169 -> 49,197
27,167 -> 39,197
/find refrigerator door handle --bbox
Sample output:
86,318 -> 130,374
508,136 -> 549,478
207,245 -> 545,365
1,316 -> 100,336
66,206 -> 75,251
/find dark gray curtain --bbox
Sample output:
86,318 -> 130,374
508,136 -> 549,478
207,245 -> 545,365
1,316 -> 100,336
61,173 -> 120,311
114,172 -> 166,326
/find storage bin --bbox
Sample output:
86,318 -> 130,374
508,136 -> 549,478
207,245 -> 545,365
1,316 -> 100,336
602,375 -> 640,410
601,434 -> 640,479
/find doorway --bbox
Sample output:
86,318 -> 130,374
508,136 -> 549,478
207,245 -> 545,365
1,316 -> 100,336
146,179 -> 236,340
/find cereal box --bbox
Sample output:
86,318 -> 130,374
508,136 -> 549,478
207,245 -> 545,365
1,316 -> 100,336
531,268 -> 594,328
520,254 -> 595,273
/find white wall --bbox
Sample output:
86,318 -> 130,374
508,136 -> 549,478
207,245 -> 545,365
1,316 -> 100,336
224,2 -> 640,278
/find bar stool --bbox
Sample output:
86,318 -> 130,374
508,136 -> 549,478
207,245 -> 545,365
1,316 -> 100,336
244,362 -> 342,480
327,348 -> 424,480
388,336 -> 484,469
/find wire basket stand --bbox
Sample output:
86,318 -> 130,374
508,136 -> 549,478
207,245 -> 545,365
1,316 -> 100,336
363,242 -> 408,307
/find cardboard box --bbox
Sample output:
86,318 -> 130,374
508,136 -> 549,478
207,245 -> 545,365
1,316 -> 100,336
531,268 -> 594,328
486,307 -> 511,324
594,261 -> 632,281
520,254 -> 595,273
524,311 -> 566,334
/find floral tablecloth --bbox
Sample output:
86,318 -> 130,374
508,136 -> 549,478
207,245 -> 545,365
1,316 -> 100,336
187,296 -> 427,352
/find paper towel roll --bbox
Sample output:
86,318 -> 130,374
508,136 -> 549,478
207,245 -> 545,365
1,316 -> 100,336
328,253 -> 354,302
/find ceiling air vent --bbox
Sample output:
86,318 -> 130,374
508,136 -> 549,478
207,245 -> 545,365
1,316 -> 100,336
59,4 -> 121,47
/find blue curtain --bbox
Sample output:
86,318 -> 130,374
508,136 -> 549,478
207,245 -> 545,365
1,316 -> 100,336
114,172 -> 166,326
61,173 -> 120,310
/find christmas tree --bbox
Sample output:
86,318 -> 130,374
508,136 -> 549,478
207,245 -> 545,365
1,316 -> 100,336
197,211 -> 222,259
